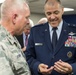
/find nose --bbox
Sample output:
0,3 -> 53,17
50,14 -> 55,19
27,19 -> 30,25
28,30 -> 30,33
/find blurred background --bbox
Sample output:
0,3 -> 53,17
0,0 -> 76,24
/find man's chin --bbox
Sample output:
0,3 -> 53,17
17,32 -> 23,35
51,23 -> 58,27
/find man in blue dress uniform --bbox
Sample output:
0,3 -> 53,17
25,0 -> 76,75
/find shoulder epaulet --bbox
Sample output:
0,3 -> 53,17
68,23 -> 76,27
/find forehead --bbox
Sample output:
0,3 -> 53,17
44,1 -> 61,11
24,7 -> 30,14
22,4 -> 30,16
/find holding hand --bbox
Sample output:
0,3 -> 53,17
38,63 -> 54,75
54,60 -> 73,74
22,46 -> 26,52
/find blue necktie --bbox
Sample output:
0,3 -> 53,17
52,27 -> 57,50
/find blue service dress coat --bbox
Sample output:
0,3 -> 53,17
25,21 -> 76,75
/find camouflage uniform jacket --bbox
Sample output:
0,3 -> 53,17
0,25 -> 31,75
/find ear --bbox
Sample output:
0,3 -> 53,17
12,14 -> 18,25
62,7 -> 64,15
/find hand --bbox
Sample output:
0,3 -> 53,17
38,63 -> 54,75
22,46 -> 26,52
54,60 -> 73,74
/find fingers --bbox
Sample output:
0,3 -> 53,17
38,64 -> 54,74
54,60 -> 73,74
22,46 -> 26,51
38,64 -> 48,73
38,60 -> 72,75
54,62 -> 67,74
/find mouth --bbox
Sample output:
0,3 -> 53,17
50,18 -> 58,23
50,21 -> 57,24
50,21 -> 58,26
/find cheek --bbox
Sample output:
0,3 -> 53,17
22,18 -> 26,24
57,15 -> 62,21
17,19 -> 23,26
47,17 -> 51,21
20,19 -> 25,27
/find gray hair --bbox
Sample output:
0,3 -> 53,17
44,0 -> 63,8
1,0 -> 28,20
37,18 -> 47,24
45,0 -> 61,4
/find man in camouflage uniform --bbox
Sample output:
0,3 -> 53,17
0,0 -> 31,75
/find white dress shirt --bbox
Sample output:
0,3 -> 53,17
49,20 -> 63,41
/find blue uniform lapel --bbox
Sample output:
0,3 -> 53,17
44,23 -> 53,52
54,21 -> 69,55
